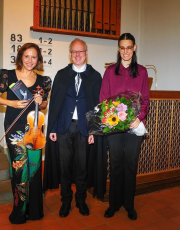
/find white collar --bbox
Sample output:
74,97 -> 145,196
72,63 -> 87,73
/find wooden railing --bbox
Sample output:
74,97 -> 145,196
137,91 -> 180,189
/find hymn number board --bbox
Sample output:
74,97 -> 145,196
9,33 -> 53,69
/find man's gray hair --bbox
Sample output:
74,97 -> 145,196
69,38 -> 88,51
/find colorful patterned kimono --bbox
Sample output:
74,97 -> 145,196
6,126 -> 43,223
0,69 -> 51,224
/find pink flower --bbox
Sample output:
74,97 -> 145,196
118,111 -> 127,121
102,117 -> 108,124
116,103 -> 127,112
111,108 -> 115,113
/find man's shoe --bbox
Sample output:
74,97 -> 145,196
76,202 -> 89,216
128,208 -> 137,220
59,203 -> 71,217
104,207 -> 119,218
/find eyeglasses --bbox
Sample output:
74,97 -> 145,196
118,46 -> 134,52
70,50 -> 86,55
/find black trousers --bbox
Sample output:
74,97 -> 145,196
57,121 -> 88,205
107,132 -> 143,211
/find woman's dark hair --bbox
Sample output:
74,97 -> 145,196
115,33 -> 138,78
15,43 -> 44,71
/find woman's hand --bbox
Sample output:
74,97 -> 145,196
130,117 -> 140,129
34,93 -> 48,110
11,100 -> 28,109
88,135 -> 94,144
34,93 -> 43,105
0,92 -> 28,108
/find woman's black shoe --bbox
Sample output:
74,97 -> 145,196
76,202 -> 89,216
104,207 -> 119,218
128,208 -> 137,220
59,203 -> 71,217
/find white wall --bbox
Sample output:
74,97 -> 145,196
139,0 -> 180,90
121,0 -> 141,59
118,0 -> 180,91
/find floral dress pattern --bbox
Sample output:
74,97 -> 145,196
0,69 -> 51,224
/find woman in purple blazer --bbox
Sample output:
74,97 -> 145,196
100,33 -> 150,220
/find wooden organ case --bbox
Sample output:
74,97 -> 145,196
30,0 -> 121,40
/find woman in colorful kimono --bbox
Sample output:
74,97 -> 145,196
0,43 -> 51,224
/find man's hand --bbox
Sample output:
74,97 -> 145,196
49,133 -> 57,142
88,135 -> 94,144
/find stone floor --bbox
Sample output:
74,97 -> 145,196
0,185 -> 180,230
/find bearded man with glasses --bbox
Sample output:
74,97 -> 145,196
43,38 -> 102,218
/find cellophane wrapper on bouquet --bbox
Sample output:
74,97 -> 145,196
86,90 -> 143,135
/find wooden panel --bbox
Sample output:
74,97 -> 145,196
116,0 -> 121,36
148,77 -> 153,90
30,25 -> 119,39
92,0 -> 102,29
150,90 -> 180,99
103,0 -> 110,31
139,97 -> 180,176
137,168 -> 180,185
110,0 -> 117,32
34,0 -> 40,27
104,171 -> 180,196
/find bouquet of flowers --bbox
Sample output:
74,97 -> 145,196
86,90 -> 143,135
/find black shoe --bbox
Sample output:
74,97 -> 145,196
128,208 -> 137,220
59,203 -> 71,217
76,202 -> 89,216
104,207 -> 119,218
